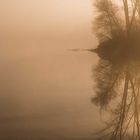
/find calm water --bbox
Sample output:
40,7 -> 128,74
0,37 -> 102,140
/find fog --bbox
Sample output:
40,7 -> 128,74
0,0 -> 102,139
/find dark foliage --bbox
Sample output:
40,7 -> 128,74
92,0 -> 140,140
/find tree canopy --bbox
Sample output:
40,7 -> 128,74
92,0 -> 140,140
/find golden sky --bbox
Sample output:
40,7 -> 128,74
0,0 -> 93,31
0,0 -> 97,51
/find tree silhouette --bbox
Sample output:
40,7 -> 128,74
92,0 -> 140,140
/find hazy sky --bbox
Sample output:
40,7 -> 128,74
0,0 -> 97,55
0,0 -> 93,31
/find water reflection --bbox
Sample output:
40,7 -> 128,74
0,36 -> 101,140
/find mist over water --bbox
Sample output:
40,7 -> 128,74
0,34 -> 101,140
0,0 -> 103,139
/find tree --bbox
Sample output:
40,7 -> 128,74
92,0 -> 140,140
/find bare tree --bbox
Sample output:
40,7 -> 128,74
92,0 -> 140,140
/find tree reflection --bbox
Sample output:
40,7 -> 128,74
92,0 -> 140,140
